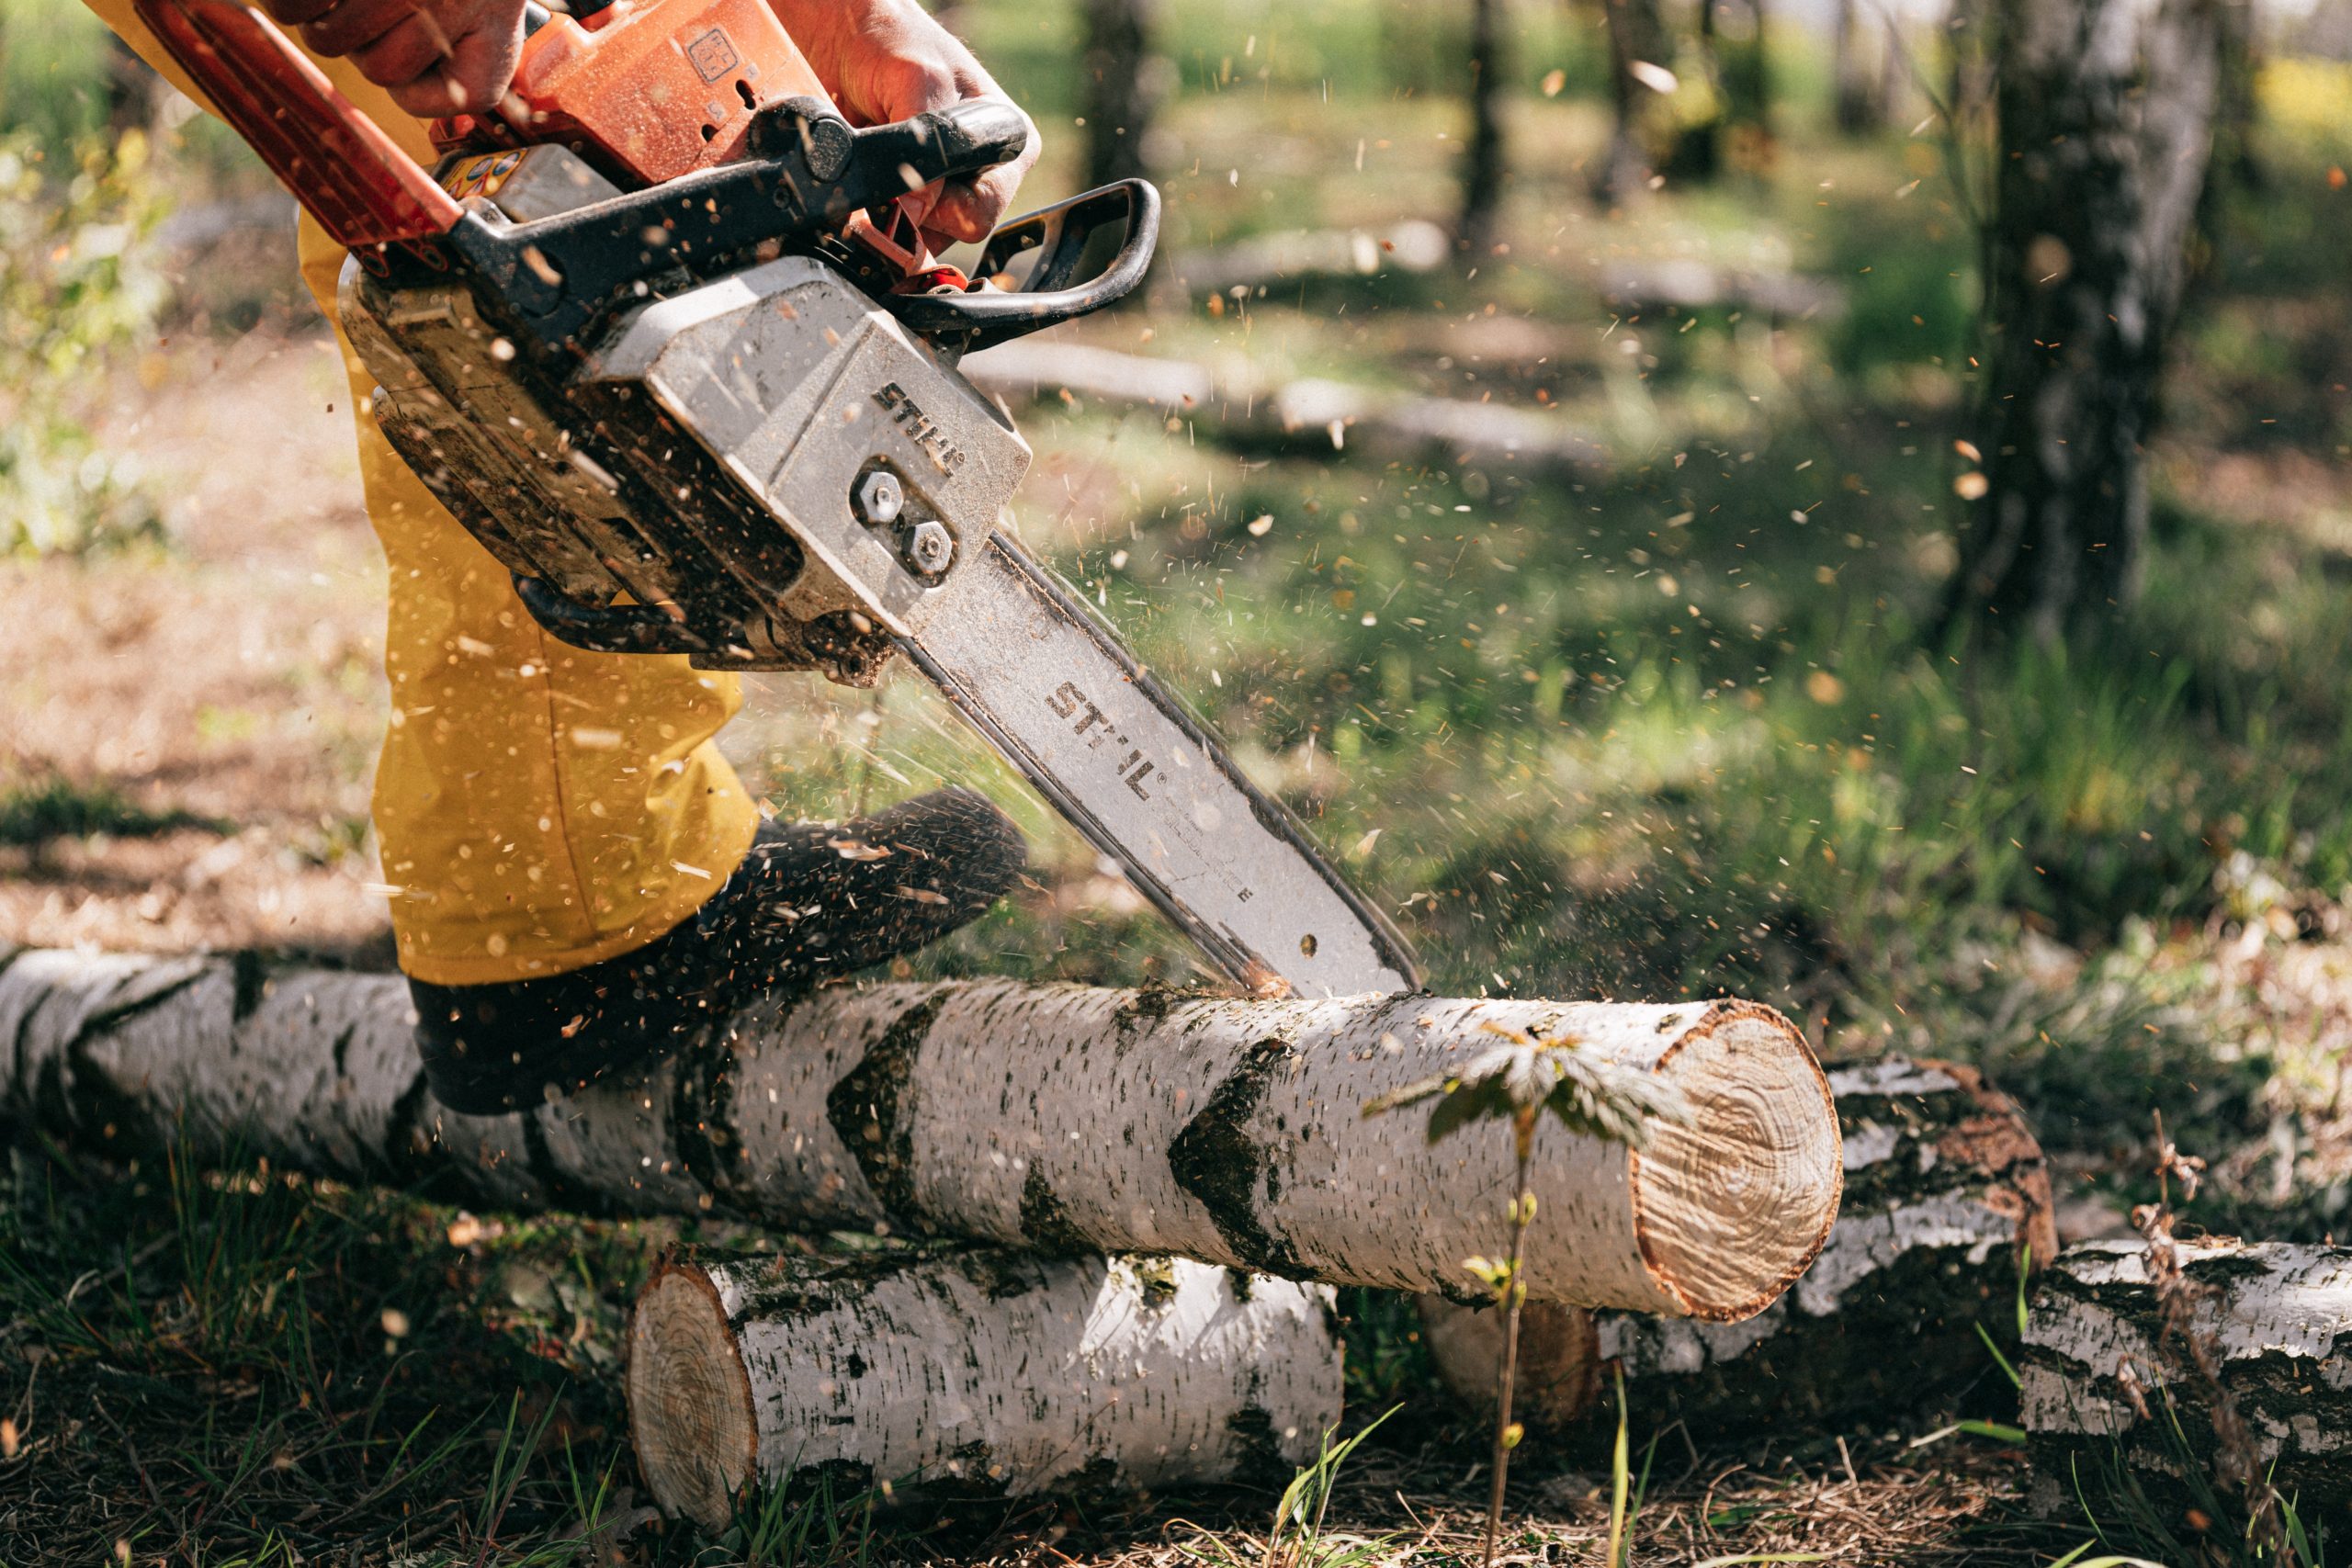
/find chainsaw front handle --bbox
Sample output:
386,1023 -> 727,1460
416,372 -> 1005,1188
894,180 -> 1162,355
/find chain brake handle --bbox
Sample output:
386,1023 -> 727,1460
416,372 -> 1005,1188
133,0 -> 459,254
890,180 -> 1162,355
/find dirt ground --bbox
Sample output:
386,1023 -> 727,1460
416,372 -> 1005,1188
0,318 -> 393,963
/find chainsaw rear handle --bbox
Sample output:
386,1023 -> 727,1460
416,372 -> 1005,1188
893,179 -> 1162,355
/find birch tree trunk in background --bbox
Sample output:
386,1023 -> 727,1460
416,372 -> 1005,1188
1459,0 -> 1510,263
628,1248 -> 1341,1528
0,947 -> 1842,1320
1944,0 -> 2223,640
1079,0 -> 1165,192
1420,1058 -> 2054,1438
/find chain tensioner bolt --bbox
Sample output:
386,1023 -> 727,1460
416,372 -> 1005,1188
853,468 -> 903,526
906,520 -> 955,577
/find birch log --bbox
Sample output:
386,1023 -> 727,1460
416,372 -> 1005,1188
1420,1058 -> 2052,1434
2021,1240 -> 2352,1511
0,946 -> 1839,1317
628,1247 -> 1340,1528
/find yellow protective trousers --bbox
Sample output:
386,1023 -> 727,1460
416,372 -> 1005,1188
88,1 -> 761,985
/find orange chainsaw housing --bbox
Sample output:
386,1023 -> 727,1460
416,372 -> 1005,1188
430,0 -> 954,283
433,0 -> 832,184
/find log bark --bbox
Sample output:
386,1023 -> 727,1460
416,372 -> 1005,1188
2020,1240 -> 2352,1513
628,1247 -> 1340,1529
1420,1057 -> 2052,1436
1943,0 -> 2223,639
0,946 -> 1840,1319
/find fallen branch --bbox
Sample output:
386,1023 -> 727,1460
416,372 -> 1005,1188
628,1247 -> 1340,1527
0,946 -> 1839,1319
2020,1239 -> 2352,1512
1161,220 -> 1453,297
1420,1058 -> 2052,1435
961,343 -> 1611,478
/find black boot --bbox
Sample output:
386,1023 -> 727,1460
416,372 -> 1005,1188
408,786 -> 1025,1114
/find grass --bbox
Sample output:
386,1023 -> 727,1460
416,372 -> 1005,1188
0,775 -> 226,850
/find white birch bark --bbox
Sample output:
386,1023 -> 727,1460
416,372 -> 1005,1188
2020,1240 -> 2352,1511
1421,1058 -> 2053,1434
0,945 -> 1839,1318
628,1248 -> 1340,1529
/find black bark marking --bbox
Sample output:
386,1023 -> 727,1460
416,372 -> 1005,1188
1222,1404 -> 1288,1484
330,1024 -> 356,1082
79,962 -> 209,1038
824,994 -> 944,1228
42,962 -> 212,1149
1169,1037 -> 1307,1278
517,1107 -> 615,1216
1017,1167 -> 1094,1258
232,951 -> 270,1021
672,1029 -> 747,1201
6,985 -> 52,1116
379,1072 -> 436,1182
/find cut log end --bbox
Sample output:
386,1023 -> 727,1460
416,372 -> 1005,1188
1634,1001 -> 1843,1320
628,1264 -> 757,1529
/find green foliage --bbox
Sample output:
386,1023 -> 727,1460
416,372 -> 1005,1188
1179,1407 -> 1399,1568
0,0 -> 120,153
0,127 -> 169,556
0,773 -> 224,847
2064,1401 -> 2333,1568
0,1141 -> 661,1562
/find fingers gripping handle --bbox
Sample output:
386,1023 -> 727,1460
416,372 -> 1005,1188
133,0 -> 460,252
766,96 -> 1029,208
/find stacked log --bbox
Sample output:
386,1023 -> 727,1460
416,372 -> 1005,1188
629,1249 -> 1341,1527
0,947 -> 1842,1319
2020,1239 -> 2352,1513
1420,1058 -> 2052,1438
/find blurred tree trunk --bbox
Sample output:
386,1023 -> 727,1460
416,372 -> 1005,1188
1833,0 -> 1887,133
1594,0 -> 1670,202
1679,0 -> 1724,180
1723,0 -> 1773,144
107,35 -> 168,132
1673,0 -> 1773,179
2210,0 -> 2262,194
1944,0 -> 2224,641
1079,0 -> 1165,191
1460,0 -> 1509,261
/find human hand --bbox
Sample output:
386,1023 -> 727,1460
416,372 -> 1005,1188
769,0 -> 1040,253
261,0 -> 529,118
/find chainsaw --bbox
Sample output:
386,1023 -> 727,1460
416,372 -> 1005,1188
137,0 -> 1419,998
